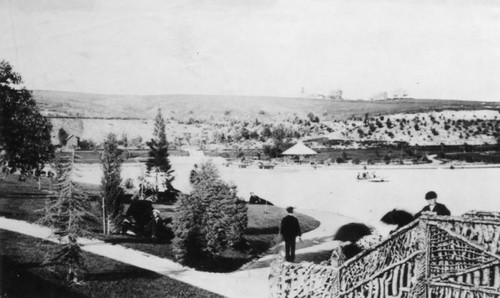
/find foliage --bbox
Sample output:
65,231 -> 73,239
100,133 -> 124,234
122,178 -> 135,189
37,151 -> 97,282
78,139 -> 95,150
173,161 -> 248,268
307,112 -> 320,123
58,128 -> 69,146
0,60 -> 53,174
146,108 -> 175,193
120,133 -> 128,147
129,136 -> 143,148
262,138 -> 294,159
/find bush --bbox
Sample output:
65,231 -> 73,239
173,161 -> 248,269
122,178 -> 134,189
78,139 -> 95,150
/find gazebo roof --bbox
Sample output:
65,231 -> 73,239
282,142 -> 317,156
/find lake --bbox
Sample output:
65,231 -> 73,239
75,158 -> 500,233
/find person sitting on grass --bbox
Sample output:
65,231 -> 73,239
145,209 -> 165,243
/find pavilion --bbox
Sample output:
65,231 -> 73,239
282,142 -> 318,163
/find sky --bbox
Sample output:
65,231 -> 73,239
0,0 -> 499,101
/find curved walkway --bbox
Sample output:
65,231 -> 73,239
0,210 -> 354,298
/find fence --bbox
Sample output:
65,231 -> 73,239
270,211 -> 500,298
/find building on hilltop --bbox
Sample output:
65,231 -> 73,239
329,89 -> 343,101
370,91 -> 388,101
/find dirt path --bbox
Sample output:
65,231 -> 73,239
0,210 -> 353,298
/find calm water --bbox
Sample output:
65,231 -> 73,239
75,158 -> 500,229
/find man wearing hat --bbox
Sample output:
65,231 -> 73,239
280,206 -> 302,262
416,191 -> 450,218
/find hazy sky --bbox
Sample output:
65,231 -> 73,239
1,0 -> 499,100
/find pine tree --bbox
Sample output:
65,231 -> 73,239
100,133 -> 124,234
37,151 -> 97,283
146,108 -> 175,195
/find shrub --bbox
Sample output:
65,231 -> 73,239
122,178 -> 134,189
173,161 -> 248,268
386,119 -> 393,129
78,139 -> 95,150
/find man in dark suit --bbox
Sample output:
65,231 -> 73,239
280,207 -> 302,262
416,191 -> 450,218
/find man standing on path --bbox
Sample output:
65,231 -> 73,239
280,206 -> 302,262
415,191 -> 451,218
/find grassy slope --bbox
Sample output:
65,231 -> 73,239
33,90 -> 500,121
0,230 -> 222,298
0,175 -> 321,272
245,205 -> 319,252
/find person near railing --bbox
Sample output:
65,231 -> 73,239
280,206 -> 302,262
415,191 -> 451,218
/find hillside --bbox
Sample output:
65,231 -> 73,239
33,90 -> 500,150
33,90 -> 500,121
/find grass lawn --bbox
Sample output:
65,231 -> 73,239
0,174 -> 321,273
245,205 -> 320,253
0,230 -> 222,298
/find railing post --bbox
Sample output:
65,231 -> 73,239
424,218 -> 431,298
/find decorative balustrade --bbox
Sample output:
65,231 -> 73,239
338,220 -> 425,295
269,259 -> 340,298
270,212 -> 500,298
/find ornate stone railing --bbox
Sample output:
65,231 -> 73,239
269,212 -> 500,298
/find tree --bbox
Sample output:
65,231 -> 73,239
120,133 -> 128,148
100,133 -> 124,234
173,161 -> 248,269
0,60 -> 53,175
58,128 -> 69,146
146,108 -> 174,193
37,151 -> 97,283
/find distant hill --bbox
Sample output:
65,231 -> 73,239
32,90 -> 500,149
32,90 -> 500,121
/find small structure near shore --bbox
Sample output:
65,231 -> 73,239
270,211 -> 500,297
282,142 -> 318,164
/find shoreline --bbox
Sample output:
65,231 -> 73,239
228,161 -> 500,171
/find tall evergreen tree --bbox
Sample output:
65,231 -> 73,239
0,60 -> 53,175
146,108 -> 175,194
100,133 -> 124,234
37,151 -> 97,283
